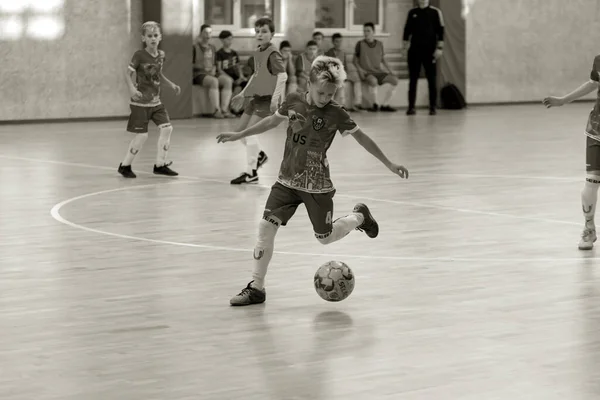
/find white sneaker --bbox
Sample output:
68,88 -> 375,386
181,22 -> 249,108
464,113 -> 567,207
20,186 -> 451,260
578,228 -> 597,250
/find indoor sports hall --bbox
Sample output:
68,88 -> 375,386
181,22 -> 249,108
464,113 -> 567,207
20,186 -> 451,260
2,0 -> 599,399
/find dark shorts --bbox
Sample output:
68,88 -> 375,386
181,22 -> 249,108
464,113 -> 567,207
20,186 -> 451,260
126,104 -> 170,134
244,95 -> 273,118
367,72 -> 392,85
263,182 -> 336,236
586,135 -> 600,171
193,74 -> 207,85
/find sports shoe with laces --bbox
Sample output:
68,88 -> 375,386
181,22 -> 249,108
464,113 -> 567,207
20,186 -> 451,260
230,281 -> 266,306
230,171 -> 258,184
153,161 -> 178,176
118,163 -> 136,178
353,203 -> 379,238
257,150 -> 268,169
579,228 -> 597,250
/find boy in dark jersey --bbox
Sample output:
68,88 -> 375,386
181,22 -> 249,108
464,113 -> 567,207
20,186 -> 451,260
119,21 -> 180,178
353,22 -> 398,112
217,56 -> 409,306
325,32 -> 362,111
544,56 -> 600,250
216,30 -> 247,99
228,18 -> 288,185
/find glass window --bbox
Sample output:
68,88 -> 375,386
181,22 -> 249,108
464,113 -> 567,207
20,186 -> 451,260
315,0 -> 345,29
204,0 -> 233,25
352,0 -> 378,26
240,0 -> 275,29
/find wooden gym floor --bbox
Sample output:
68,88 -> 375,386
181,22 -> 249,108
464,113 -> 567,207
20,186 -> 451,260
1,103 -> 599,399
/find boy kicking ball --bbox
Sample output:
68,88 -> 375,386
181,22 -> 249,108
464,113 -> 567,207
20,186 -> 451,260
544,56 -> 600,250
217,56 -> 409,306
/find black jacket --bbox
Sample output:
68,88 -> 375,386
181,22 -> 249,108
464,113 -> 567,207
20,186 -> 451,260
402,6 -> 444,49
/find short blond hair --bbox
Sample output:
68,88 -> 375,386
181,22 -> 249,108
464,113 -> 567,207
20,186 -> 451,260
141,21 -> 161,35
309,55 -> 347,89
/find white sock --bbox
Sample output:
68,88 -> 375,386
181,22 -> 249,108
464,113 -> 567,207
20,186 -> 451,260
380,83 -> 396,106
251,219 -> 279,289
582,175 -> 600,230
156,124 -> 173,167
244,135 -> 261,175
353,81 -> 362,105
368,85 -> 377,105
209,87 -> 220,112
221,88 -> 232,113
317,213 -> 364,245
122,133 -> 148,166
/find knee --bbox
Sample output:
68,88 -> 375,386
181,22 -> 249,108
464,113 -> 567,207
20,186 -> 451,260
365,75 -> 378,87
204,76 -> 218,89
158,124 -> 173,137
257,217 -> 280,243
136,132 -> 149,144
386,76 -> 399,86
315,231 -> 333,245
219,75 -> 233,89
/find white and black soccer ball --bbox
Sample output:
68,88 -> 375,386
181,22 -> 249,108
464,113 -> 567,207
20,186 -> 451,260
314,261 -> 355,302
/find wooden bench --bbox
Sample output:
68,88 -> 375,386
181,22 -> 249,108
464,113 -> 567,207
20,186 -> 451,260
192,50 -> 429,115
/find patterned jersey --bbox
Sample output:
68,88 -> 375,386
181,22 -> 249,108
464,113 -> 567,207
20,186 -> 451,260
216,48 -> 241,80
587,55 -> 600,141
275,92 -> 360,193
128,49 -> 165,107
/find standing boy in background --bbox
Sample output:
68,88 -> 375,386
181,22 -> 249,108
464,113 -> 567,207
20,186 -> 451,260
119,21 -> 180,179
228,18 -> 288,185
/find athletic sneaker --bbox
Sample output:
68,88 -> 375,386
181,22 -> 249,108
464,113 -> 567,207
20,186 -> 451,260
230,171 -> 258,184
118,163 -> 136,178
353,203 -> 379,238
230,281 -> 266,306
257,151 -> 268,169
579,228 -> 597,250
153,162 -> 179,176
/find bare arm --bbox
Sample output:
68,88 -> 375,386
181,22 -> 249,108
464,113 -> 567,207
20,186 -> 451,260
352,42 -> 366,77
350,128 -> 393,168
217,113 -> 286,143
216,60 -> 225,76
238,113 -> 286,138
125,69 -> 137,93
381,58 -> 393,75
350,128 -> 408,177
160,71 -> 176,87
238,57 -> 257,96
561,80 -> 598,103
237,63 -> 246,80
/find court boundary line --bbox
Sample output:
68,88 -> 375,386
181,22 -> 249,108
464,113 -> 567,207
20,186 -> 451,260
27,154 -> 593,261
2,154 -> 580,227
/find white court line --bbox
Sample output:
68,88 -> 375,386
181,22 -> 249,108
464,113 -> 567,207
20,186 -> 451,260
1,154 -> 591,261
48,181 -> 598,262
0,154 -> 581,227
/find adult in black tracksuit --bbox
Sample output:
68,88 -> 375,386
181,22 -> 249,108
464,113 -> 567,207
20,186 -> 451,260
402,0 -> 444,115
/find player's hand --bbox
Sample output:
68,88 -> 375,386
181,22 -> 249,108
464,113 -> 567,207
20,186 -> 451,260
231,94 -> 245,112
543,96 -> 565,108
388,163 -> 409,179
433,49 -> 443,61
216,132 -> 242,143
131,90 -> 142,101
172,84 -> 181,95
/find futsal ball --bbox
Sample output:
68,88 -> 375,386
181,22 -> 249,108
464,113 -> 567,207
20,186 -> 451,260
314,261 -> 355,302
